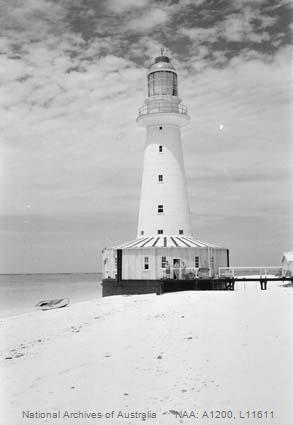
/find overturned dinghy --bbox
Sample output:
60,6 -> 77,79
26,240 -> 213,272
35,298 -> 69,311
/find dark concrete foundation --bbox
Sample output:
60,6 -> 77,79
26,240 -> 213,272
162,279 -> 228,292
102,279 -> 161,297
102,278 -> 228,297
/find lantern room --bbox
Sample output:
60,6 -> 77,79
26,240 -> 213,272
147,56 -> 178,97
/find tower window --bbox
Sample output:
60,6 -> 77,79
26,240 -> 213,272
158,229 -> 163,234
144,256 -> 149,270
179,229 -> 184,235
210,256 -> 214,269
158,174 -> 163,182
159,126 -> 163,130
195,256 -> 199,268
158,204 -> 164,213
161,256 -> 167,268
140,230 -> 144,235
159,145 -> 163,153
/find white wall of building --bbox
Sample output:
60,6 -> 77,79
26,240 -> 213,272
102,247 -> 228,280
102,248 -> 117,280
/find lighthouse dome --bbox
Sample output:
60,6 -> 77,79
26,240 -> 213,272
148,55 -> 176,74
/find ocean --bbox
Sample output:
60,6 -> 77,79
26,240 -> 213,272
0,273 -> 103,318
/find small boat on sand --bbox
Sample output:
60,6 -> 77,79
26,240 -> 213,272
35,298 -> 69,311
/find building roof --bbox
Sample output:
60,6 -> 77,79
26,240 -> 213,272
282,251 -> 293,262
113,236 -> 225,250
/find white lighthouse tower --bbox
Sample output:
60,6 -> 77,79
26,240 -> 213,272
136,53 -> 192,238
102,53 -> 229,296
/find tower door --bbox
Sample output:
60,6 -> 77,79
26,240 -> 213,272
173,258 -> 181,279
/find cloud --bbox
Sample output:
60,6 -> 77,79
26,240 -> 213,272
124,6 -> 170,32
223,12 -> 256,42
179,27 -> 218,43
178,44 -> 291,250
221,8 -> 274,43
0,0 -> 291,271
178,3 -> 279,48
0,0 -> 67,48
233,0 -> 268,6
106,0 -> 151,14
127,36 -> 169,64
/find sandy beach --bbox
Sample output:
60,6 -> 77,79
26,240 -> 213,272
0,284 -> 292,425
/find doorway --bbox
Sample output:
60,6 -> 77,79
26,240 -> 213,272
173,258 -> 180,279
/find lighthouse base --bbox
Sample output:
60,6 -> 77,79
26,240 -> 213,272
102,278 -> 229,297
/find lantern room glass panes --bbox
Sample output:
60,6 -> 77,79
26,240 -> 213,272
148,71 -> 177,96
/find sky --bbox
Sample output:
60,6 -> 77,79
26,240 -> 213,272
0,0 -> 292,273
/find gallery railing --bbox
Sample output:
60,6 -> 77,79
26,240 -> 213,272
138,102 -> 188,117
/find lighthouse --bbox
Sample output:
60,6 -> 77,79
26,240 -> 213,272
136,53 -> 192,238
102,53 -> 229,296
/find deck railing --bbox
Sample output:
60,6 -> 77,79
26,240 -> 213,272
161,267 -> 213,280
218,266 -> 282,279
